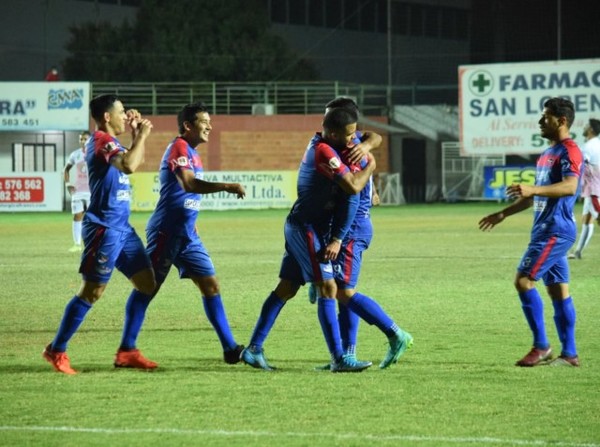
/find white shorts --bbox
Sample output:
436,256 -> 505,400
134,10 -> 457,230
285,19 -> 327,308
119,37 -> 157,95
582,196 -> 599,219
71,192 -> 91,214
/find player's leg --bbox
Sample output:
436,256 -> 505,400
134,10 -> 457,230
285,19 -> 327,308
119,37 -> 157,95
544,257 -> 579,367
43,223 -> 121,374
242,278 -> 299,370
192,274 -> 244,363
570,197 -> 596,259
42,279 -> 106,375
513,237 -> 568,367
113,228 -> 157,369
68,197 -> 85,252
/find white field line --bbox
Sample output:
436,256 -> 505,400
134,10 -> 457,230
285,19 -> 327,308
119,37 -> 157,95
0,425 -> 598,447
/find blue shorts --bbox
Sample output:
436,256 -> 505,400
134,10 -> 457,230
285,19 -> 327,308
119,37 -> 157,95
518,235 -> 574,285
278,219 -> 334,286
146,228 -> 215,284
79,223 -> 151,284
334,234 -> 372,289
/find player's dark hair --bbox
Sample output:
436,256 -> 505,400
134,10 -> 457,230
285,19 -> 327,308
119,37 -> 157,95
323,107 -> 357,132
325,97 -> 359,115
89,94 -> 119,122
543,97 -> 575,128
80,130 -> 90,137
588,118 -> 600,136
178,102 -> 210,134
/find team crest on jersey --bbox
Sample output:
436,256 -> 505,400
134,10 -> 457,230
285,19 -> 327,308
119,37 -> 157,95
328,157 -> 341,169
103,142 -> 117,153
176,156 -> 189,167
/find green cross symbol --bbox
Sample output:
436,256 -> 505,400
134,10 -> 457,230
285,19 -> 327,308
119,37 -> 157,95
472,73 -> 491,93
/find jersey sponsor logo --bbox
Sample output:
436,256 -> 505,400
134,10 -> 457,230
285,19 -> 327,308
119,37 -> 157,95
116,190 -> 131,201
184,198 -> 201,210
533,199 -> 546,212
95,252 -> 112,275
118,174 -> 130,185
328,157 -> 341,169
177,156 -> 189,167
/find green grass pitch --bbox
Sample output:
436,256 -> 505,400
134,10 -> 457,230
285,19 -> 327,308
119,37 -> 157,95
0,203 -> 599,447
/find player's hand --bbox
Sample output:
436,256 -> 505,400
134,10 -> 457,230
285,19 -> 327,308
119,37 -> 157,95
478,212 -> 505,231
346,142 -> 370,164
372,192 -> 380,206
506,183 -> 534,199
136,118 -> 153,138
67,185 -> 75,195
228,183 -> 246,199
126,109 -> 142,130
365,152 -> 376,170
322,239 -> 341,261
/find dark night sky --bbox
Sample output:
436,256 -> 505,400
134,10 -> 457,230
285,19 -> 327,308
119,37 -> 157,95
471,0 -> 600,64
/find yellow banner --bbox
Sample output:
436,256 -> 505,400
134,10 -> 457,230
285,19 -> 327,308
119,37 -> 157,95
129,171 -> 298,211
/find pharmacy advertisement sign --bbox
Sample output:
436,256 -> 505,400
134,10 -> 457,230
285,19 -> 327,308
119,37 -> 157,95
459,59 -> 600,155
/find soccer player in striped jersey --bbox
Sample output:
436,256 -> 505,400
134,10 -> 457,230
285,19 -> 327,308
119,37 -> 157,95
118,102 -> 246,366
479,97 -> 583,367
43,94 -> 156,374
310,97 -> 412,370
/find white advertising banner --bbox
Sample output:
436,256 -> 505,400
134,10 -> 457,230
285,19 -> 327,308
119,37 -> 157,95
129,171 -> 297,211
459,59 -> 600,155
0,172 -> 63,211
0,82 -> 90,131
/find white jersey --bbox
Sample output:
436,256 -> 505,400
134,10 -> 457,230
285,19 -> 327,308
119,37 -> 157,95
581,136 -> 600,197
66,148 -> 90,194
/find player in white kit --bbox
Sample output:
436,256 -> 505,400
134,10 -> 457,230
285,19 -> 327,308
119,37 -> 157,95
64,131 -> 91,252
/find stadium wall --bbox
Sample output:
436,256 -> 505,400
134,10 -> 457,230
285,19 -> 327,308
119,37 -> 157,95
132,114 -> 390,173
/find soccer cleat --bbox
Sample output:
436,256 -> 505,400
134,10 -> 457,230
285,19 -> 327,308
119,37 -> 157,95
68,244 -> 82,253
42,344 -> 77,375
567,251 -> 581,260
546,355 -> 580,367
308,283 -> 317,304
331,354 -> 372,373
379,330 -> 414,369
223,344 -> 245,364
314,354 -> 369,371
114,348 -> 158,369
515,346 -> 552,367
241,346 -> 276,371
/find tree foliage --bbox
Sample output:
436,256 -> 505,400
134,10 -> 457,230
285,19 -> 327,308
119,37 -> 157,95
63,0 -> 318,82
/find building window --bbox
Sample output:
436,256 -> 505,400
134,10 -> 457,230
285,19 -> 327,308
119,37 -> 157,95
423,5 -> 439,38
289,0 -> 307,25
409,4 -> 423,36
344,0 -> 360,30
13,143 -> 56,172
272,0 -> 287,23
325,0 -> 342,28
308,0 -> 324,26
391,2 -> 408,35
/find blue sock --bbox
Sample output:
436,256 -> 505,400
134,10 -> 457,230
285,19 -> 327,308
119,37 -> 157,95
51,296 -> 92,352
249,291 -> 286,349
518,289 -> 549,349
552,297 -> 577,357
120,289 -> 154,350
318,298 -> 343,361
202,294 -> 237,351
338,303 -> 359,354
346,292 -> 397,338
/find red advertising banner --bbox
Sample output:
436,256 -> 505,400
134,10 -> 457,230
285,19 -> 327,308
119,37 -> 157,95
0,177 -> 44,203
0,173 -> 62,211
